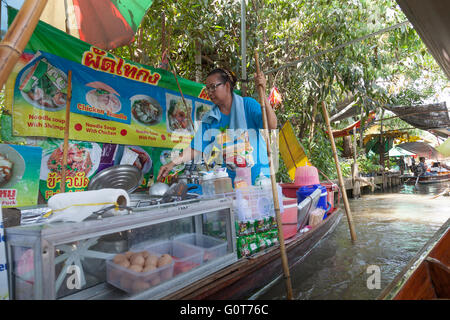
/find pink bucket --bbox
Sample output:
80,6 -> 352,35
294,166 -> 320,186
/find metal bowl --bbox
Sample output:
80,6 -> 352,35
148,181 -> 170,197
88,164 -> 143,193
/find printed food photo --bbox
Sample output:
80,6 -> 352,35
19,58 -> 68,111
85,81 -> 121,113
130,95 -> 162,126
166,93 -> 194,134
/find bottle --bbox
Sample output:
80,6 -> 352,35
201,172 -> 216,196
214,168 -> 233,194
235,165 -> 252,187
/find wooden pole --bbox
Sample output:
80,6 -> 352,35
0,0 -> 48,89
60,70 -> 72,194
322,101 -> 357,242
255,52 -> 293,300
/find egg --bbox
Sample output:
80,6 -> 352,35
113,254 -> 127,264
118,259 -> 131,269
157,254 -> 173,267
129,264 -> 143,273
130,254 -> 145,267
145,255 -> 158,267
142,264 -> 156,273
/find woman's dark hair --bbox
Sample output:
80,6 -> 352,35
206,68 -> 237,94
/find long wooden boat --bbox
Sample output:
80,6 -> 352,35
403,173 -> 450,185
163,206 -> 342,300
378,217 -> 450,300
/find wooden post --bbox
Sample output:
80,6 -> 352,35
0,0 -> 48,89
322,101 -> 357,242
352,126 -> 360,198
379,109 -> 386,190
60,70 -> 72,194
255,52 -> 293,300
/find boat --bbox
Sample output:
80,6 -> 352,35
378,217 -> 450,300
163,189 -> 342,300
403,172 -> 450,185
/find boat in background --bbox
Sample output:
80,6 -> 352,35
378,218 -> 450,300
403,172 -> 450,185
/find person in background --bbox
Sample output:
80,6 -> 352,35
157,68 -> 277,184
417,157 -> 428,176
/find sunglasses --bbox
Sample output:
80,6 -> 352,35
205,82 -> 224,93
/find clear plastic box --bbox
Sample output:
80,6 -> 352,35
235,186 -> 275,220
139,240 -> 204,276
106,250 -> 175,294
173,233 -> 227,262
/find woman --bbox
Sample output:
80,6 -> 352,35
157,68 -> 277,184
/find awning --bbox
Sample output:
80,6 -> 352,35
396,0 -> 450,80
383,102 -> 450,131
331,111 -> 376,137
388,146 -> 415,157
396,142 -> 446,160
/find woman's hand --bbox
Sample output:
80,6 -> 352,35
254,72 -> 267,91
157,161 -> 176,182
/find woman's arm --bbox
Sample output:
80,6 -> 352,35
156,146 -> 201,181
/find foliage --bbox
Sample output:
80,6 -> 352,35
115,0 -> 447,177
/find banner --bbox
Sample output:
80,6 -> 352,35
0,144 -> 42,208
6,7 -> 214,149
0,207 -> 9,300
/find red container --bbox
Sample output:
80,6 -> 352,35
321,182 -> 338,211
281,199 -> 298,240
280,183 -> 300,198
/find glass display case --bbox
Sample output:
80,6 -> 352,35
5,196 -> 236,300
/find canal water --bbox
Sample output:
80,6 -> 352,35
255,183 -> 450,300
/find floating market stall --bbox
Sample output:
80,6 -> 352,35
0,4 -> 345,300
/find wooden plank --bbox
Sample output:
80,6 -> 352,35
394,263 -> 436,300
426,257 -> 450,299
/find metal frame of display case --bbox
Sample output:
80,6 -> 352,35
6,197 -> 237,300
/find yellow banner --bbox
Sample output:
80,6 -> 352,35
279,121 -> 309,180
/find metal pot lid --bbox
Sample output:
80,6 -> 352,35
88,164 -> 143,193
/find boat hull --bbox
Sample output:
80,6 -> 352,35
378,218 -> 450,300
164,208 -> 343,300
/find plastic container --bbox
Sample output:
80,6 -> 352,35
173,233 -> 227,262
281,200 -> 298,240
106,249 -> 175,294
214,169 -> 233,194
201,172 -> 216,196
294,166 -> 320,186
254,173 -> 271,187
296,184 -> 327,210
236,186 -> 274,220
321,182 -> 337,211
280,183 -> 300,198
142,240 -> 204,276
236,167 -> 252,186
